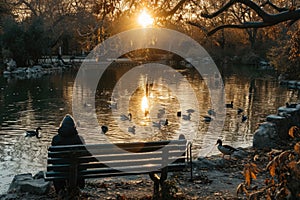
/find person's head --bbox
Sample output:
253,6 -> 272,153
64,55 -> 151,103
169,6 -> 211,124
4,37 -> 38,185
58,114 -> 78,137
60,114 -> 76,128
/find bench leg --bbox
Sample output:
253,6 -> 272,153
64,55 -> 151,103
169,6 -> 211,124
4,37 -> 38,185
149,168 -> 168,200
149,172 -> 160,200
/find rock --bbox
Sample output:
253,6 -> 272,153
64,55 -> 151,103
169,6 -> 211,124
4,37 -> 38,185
266,115 -> 290,139
8,173 -> 50,195
287,80 -> 297,89
232,148 -> 248,159
279,80 -> 288,85
195,157 -> 228,169
278,107 -> 299,114
33,171 -> 45,179
0,193 -> 18,200
253,122 -> 278,149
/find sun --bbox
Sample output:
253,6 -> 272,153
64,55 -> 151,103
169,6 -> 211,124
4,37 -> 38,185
138,10 -> 154,27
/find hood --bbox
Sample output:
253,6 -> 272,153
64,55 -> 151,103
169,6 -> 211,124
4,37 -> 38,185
58,125 -> 78,137
58,114 -> 78,137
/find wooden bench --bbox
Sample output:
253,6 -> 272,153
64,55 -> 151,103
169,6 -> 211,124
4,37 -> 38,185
45,139 -> 192,198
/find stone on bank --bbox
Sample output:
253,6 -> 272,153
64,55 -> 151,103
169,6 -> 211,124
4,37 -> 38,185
8,172 -> 50,195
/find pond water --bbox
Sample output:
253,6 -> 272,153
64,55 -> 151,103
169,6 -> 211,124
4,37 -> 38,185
0,64 -> 299,194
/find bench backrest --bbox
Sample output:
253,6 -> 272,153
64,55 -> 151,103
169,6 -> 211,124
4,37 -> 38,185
46,139 -> 190,181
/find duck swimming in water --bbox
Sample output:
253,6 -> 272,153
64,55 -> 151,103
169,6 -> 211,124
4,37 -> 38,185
182,113 -> 192,120
25,127 -> 42,138
203,116 -> 213,122
207,109 -> 216,116
163,119 -> 168,126
120,113 -> 132,121
128,126 -> 136,134
216,139 -> 237,159
237,108 -> 244,115
101,125 -> 108,134
242,115 -> 247,122
226,101 -> 233,108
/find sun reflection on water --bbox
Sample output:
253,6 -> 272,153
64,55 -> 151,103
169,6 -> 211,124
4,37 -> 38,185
141,95 -> 149,117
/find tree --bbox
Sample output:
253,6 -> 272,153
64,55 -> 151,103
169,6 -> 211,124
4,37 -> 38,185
1,16 -> 49,66
185,0 -> 299,70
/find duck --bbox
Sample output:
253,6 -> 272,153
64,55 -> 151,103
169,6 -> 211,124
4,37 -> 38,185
108,102 -> 117,109
128,126 -> 136,134
216,139 -> 237,159
177,111 -> 182,117
25,127 -> 42,138
163,119 -> 168,126
207,109 -> 216,116
226,101 -> 233,108
242,115 -> 247,122
152,121 -> 162,129
158,108 -> 166,115
186,109 -> 195,113
182,113 -> 191,120
203,116 -> 213,122
101,125 -> 108,134
237,108 -> 244,115
120,113 -> 132,121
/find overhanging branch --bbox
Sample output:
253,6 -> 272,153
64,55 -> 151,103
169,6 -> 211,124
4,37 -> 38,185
194,0 -> 300,36
201,0 -> 272,22
156,0 -> 188,17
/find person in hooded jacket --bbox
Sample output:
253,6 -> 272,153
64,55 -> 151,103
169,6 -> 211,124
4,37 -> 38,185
51,114 -> 85,195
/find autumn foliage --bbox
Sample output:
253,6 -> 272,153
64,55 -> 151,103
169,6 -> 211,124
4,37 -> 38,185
237,141 -> 300,199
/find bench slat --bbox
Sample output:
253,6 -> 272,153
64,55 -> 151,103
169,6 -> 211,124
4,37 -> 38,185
47,154 -> 186,171
48,140 -> 186,152
46,162 -> 186,180
47,144 -> 186,158
48,150 -> 185,165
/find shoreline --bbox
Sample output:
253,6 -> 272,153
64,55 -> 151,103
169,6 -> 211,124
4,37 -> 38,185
1,141 -> 299,199
0,146 -> 255,199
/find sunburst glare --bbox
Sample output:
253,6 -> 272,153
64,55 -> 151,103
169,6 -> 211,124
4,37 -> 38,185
138,10 -> 154,28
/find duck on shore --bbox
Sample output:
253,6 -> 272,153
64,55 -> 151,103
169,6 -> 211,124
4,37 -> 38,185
216,139 -> 237,159
25,127 -> 42,138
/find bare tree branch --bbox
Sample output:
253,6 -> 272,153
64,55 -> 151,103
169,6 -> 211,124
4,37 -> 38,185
156,0 -> 188,17
263,0 -> 288,12
192,0 -> 300,35
20,0 -> 38,16
201,0 -> 272,22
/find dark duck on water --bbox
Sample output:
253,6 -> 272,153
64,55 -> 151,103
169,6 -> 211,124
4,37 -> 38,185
25,127 -> 42,138
216,139 -> 238,159
226,101 -> 233,108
